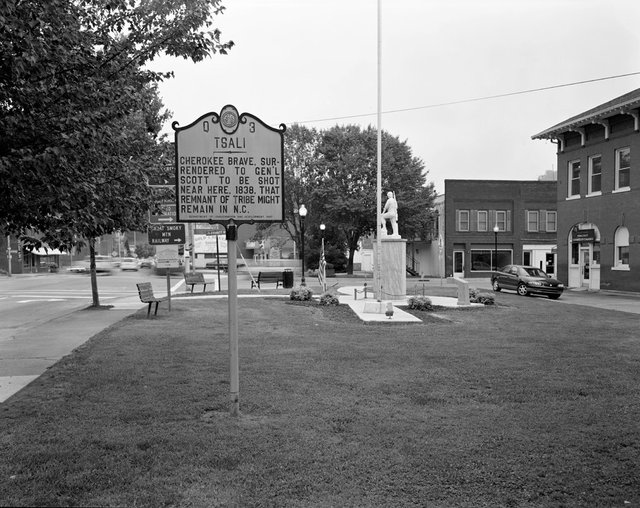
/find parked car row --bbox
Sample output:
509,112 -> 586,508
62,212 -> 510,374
67,256 -> 156,274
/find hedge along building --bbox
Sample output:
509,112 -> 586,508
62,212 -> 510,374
533,88 -> 640,292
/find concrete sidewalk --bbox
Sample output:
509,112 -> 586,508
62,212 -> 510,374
0,306 -> 140,402
0,281 -> 180,403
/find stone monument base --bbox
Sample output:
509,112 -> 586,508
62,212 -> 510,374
373,238 -> 406,299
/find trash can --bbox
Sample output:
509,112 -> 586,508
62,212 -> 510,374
283,269 -> 294,288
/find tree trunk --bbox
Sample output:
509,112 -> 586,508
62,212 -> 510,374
89,238 -> 100,307
347,249 -> 355,275
346,232 -> 359,275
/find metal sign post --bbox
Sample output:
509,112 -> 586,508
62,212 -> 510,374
173,105 -> 285,417
215,235 -> 221,292
226,221 -> 239,416
155,246 -> 181,312
166,271 -> 172,311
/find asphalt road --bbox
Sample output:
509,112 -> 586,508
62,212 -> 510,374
0,269 -> 185,341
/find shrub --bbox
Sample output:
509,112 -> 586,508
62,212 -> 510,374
469,288 -> 495,305
290,286 -> 313,301
476,293 -> 495,305
407,295 -> 433,311
319,292 -> 339,306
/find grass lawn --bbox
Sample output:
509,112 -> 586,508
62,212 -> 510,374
1,292 -> 639,507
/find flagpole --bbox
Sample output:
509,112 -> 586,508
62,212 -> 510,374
375,0 -> 382,300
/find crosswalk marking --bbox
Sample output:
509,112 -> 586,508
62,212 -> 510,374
17,299 -> 66,303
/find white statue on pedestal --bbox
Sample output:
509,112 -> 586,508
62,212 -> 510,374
380,191 -> 399,238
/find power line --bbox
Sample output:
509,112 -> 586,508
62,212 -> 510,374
291,71 -> 640,125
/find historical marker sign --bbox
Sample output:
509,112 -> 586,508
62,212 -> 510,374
173,105 -> 286,224
173,105 -> 286,418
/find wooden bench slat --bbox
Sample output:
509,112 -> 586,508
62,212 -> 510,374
184,272 -> 207,293
251,271 -> 284,289
136,282 -> 165,317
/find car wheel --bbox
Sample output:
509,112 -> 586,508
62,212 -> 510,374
492,279 -> 501,292
517,283 -> 528,296
548,294 -> 560,300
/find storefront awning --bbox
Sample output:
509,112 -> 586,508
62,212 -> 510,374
30,247 -> 64,256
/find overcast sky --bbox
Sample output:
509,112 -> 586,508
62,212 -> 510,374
149,0 -> 640,194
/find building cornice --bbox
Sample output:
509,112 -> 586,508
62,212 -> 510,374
532,88 -> 640,142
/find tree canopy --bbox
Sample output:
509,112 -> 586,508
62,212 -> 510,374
1,0 -> 233,304
272,124 -> 436,274
0,0 -> 233,246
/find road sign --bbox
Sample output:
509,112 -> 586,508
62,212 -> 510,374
155,246 -> 181,269
173,104 -> 285,224
149,202 -> 177,224
148,223 -> 186,245
148,167 -> 176,187
193,223 -> 226,235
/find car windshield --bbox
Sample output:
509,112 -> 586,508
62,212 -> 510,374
523,267 -> 547,277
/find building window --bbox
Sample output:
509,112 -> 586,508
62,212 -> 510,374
615,147 -> 630,190
477,210 -> 488,232
614,226 -> 630,269
527,211 -> 539,232
545,211 -> 557,232
571,242 -> 579,265
593,243 -> 601,265
457,210 -> 469,231
495,211 -> 506,231
588,155 -> 602,194
568,160 -> 581,197
471,249 -> 513,271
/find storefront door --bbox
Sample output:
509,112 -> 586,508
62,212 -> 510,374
580,248 -> 590,287
453,251 -> 464,278
545,253 -> 555,277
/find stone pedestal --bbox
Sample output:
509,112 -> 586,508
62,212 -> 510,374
373,238 -> 406,299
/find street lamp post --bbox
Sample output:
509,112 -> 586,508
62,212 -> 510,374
493,225 -> 499,273
320,223 -> 326,292
299,204 -> 307,286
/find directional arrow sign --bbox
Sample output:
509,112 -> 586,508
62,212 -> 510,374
148,223 -> 186,245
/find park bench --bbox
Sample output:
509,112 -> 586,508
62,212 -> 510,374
184,271 -> 208,293
251,271 -> 284,289
136,282 -> 166,318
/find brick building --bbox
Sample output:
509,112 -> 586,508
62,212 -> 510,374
533,88 -> 640,292
444,180 -> 557,279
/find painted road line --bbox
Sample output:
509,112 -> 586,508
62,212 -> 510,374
17,299 -> 67,303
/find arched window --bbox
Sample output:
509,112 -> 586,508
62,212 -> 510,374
614,227 -> 630,269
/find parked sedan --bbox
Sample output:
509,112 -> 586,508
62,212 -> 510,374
491,265 -> 564,299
